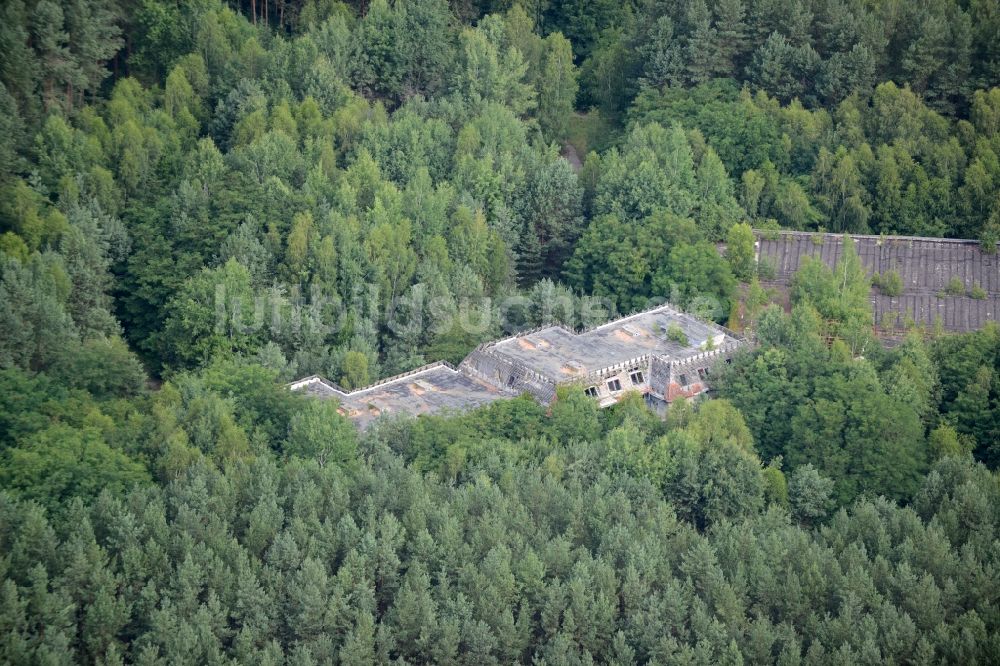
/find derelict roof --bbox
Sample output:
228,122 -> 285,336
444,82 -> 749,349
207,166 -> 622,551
481,304 -> 738,381
755,229 -> 1000,333
290,362 -> 511,430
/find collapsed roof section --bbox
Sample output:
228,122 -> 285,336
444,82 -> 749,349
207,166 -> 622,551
288,362 -> 513,430
290,303 -> 746,429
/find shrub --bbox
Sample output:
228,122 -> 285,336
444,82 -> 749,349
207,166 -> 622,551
980,223 -> 999,254
757,258 -> 776,280
666,323 -> 688,346
945,276 -> 965,296
970,283 -> 987,300
872,269 -> 903,297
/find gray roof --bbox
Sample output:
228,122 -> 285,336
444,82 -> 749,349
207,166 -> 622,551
290,303 -> 744,428
480,306 -> 737,381
289,362 -> 511,430
756,230 -> 1000,333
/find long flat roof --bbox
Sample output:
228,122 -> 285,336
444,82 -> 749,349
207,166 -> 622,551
290,303 -> 743,428
482,305 -> 738,381
291,362 -> 511,430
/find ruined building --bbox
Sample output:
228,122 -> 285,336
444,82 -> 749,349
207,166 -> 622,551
290,303 -> 745,429
756,230 -> 1000,335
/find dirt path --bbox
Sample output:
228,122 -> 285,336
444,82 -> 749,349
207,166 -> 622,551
561,142 -> 583,172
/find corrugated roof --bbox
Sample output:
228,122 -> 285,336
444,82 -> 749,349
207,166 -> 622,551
755,230 -> 1000,334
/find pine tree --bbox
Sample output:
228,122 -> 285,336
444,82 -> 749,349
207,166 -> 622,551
399,0 -> 455,98
31,1 -> 77,112
751,33 -> 809,103
58,202 -> 123,338
351,0 -> 406,101
339,611 -> 377,666
387,564 -> 437,660
684,0 -> 722,85
969,0 -> 1000,91
639,16 -> 685,90
287,558 -> 330,642
713,0 -> 748,73
64,0 -> 122,109
0,84 -> 26,183
515,220 -> 544,288
0,1 -> 41,128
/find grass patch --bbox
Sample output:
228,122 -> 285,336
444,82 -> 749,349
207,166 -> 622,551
566,110 -> 617,156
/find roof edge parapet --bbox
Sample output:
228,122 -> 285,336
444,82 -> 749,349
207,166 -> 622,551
286,360 -> 459,397
753,228 -> 997,247
290,302 -> 744,398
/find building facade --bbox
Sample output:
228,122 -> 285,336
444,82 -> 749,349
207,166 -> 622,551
290,303 -> 745,429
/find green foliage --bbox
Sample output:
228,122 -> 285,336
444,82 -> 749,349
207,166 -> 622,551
565,110 -> 615,157
199,357 -> 302,449
285,399 -> 357,467
632,79 -> 1000,240
422,320 -> 487,367
928,423 -> 973,459
666,323 -> 688,346
0,367 -> 87,446
593,122 -> 700,222
0,4 -> 998,662
656,427 -> 766,529
351,0 -> 455,103
1,424 -> 150,513
715,306 -> 930,506
339,350 -> 370,390
50,336 -> 146,400
790,236 -> 873,351
537,32 -> 578,141
931,325 -> 1000,466
158,259 -> 269,372
2,406 -> 994,663
565,203 -> 738,318
873,269 -> 904,297
787,463 -> 834,526
548,385 -> 601,442
454,17 -> 535,117
761,460 -> 788,506
945,275 -> 966,296
0,252 -> 79,372
566,210 -> 695,311
725,222 -> 756,281
655,240 -> 738,320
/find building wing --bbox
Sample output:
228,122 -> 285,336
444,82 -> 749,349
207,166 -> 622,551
290,303 -> 745,429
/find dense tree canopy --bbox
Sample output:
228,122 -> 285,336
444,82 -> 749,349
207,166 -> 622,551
0,0 -> 998,663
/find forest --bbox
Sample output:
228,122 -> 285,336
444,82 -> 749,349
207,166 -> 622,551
1,0 -> 999,663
